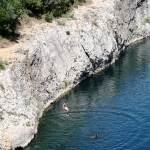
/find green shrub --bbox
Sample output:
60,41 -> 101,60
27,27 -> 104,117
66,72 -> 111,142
45,12 -> 53,22
52,8 -> 63,17
49,69 -> 53,74
0,59 -> 5,70
0,59 -> 8,70
144,18 -> 150,24
0,0 -> 86,38
0,35 -> 3,41
0,0 -> 24,37
64,80 -> 68,87
24,0 -> 42,9
92,20 -> 98,26
23,0 -> 43,16
66,31 -> 70,35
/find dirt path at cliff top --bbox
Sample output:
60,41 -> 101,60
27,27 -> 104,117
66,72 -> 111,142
0,0 -> 104,61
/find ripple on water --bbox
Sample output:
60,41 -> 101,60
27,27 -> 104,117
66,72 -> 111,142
89,107 -> 141,150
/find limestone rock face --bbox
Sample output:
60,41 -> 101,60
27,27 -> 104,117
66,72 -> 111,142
0,0 -> 150,149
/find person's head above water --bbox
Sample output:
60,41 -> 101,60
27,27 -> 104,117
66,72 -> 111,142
95,134 -> 98,138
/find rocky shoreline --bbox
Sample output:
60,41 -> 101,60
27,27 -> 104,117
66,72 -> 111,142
0,0 -> 150,149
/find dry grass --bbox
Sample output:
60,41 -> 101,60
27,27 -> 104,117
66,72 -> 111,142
0,38 -> 16,48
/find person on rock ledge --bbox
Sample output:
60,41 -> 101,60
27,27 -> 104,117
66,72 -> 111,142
62,102 -> 69,116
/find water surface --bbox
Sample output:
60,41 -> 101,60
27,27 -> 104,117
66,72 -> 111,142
25,38 -> 150,150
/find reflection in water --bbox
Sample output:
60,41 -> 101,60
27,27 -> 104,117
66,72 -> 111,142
25,38 -> 150,150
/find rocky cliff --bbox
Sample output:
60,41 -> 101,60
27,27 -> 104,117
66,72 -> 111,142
0,0 -> 150,149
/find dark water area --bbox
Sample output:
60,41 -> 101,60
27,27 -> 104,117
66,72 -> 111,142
25,38 -> 150,150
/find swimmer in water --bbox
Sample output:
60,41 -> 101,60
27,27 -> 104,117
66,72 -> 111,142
62,102 -> 69,116
90,134 -> 98,139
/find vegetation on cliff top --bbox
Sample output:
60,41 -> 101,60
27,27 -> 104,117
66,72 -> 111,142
0,0 -> 86,40
0,59 -> 8,70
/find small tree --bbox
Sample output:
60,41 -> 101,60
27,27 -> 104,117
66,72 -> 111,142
23,0 -> 43,15
0,0 -> 23,37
